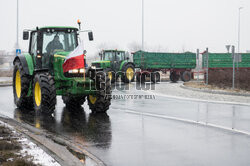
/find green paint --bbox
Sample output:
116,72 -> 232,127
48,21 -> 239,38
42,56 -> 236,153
23,53 -> 34,75
133,51 -> 196,69
202,53 -> 250,68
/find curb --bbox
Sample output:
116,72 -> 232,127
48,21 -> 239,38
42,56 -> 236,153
0,115 -> 105,166
180,84 -> 250,97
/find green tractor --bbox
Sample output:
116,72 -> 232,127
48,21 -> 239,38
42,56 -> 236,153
13,26 -> 111,115
91,50 -> 135,83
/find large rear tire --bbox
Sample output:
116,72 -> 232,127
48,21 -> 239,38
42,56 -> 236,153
121,64 -> 135,83
33,73 -> 56,115
87,72 -> 112,113
62,96 -> 86,109
13,60 -> 33,109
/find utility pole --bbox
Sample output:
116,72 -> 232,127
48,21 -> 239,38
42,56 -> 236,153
196,49 -> 200,82
142,0 -> 144,51
206,48 -> 209,85
16,0 -> 19,50
232,45 -> 235,89
237,7 -> 243,69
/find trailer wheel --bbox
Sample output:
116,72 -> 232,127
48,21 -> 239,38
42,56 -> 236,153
151,72 -> 160,83
33,73 -> 56,115
62,96 -> 86,109
181,71 -> 191,82
87,72 -> 111,113
13,60 -> 33,109
170,71 -> 180,83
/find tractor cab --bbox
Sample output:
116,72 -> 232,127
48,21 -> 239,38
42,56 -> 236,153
23,26 -> 93,72
101,50 -> 127,71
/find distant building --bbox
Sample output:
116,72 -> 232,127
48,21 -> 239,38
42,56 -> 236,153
246,50 -> 250,53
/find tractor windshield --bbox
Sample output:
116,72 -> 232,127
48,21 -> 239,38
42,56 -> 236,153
42,31 -> 77,55
103,52 -> 114,61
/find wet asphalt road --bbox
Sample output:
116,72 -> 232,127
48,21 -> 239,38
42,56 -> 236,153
1,83 -> 250,166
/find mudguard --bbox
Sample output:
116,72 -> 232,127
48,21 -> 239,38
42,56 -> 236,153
13,54 -> 34,75
120,61 -> 135,71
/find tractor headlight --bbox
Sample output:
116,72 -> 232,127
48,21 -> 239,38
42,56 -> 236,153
68,69 -> 79,73
91,66 -> 96,69
79,69 -> 85,73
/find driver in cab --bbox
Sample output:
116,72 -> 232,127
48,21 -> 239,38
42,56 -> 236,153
46,35 -> 63,55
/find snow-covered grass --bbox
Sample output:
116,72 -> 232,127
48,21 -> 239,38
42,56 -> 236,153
0,120 -> 60,166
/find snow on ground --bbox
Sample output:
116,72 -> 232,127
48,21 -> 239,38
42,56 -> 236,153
18,138 -> 60,166
0,120 -> 61,166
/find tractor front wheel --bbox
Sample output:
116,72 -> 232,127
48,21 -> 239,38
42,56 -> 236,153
33,73 -> 56,115
87,72 -> 111,113
105,69 -> 115,83
62,96 -> 86,109
13,60 -> 33,109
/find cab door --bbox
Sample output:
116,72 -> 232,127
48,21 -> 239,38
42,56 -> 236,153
114,51 -> 124,71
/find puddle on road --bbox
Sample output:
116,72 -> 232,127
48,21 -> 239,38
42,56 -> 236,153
13,107 -> 111,166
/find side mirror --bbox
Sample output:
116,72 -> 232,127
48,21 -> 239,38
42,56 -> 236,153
88,32 -> 94,41
23,31 -> 29,40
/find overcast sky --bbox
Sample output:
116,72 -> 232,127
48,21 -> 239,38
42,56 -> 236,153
0,0 -> 249,56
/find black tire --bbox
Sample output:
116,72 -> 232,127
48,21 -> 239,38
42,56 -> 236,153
136,73 -> 141,82
33,73 -> 56,115
170,71 -> 180,83
13,60 -> 33,109
121,64 -> 135,83
87,72 -> 112,113
181,71 -> 191,82
105,69 -> 115,83
151,72 -> 161,83
62,96 -> 86,109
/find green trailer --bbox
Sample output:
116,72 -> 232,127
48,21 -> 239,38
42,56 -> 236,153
133,51 -> 196,82
202,53 -> 250,68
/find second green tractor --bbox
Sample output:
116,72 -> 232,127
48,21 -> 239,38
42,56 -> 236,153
91,50 -> 135,83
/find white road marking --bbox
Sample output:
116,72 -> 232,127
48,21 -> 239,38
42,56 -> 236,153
126,110 -> 250,136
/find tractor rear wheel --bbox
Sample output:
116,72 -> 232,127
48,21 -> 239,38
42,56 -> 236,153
87,72 -> 111,113
181,71 -> 191,82
121,64 -> 135,83
62,96 -> 86,109
33,73 -> 56,115
170,71 -> 180,83
13,60 -> 33,109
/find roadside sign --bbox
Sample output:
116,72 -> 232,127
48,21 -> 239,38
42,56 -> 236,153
16,49 -> 21,56
232,53 -> 242,63
226,45 -> 231,53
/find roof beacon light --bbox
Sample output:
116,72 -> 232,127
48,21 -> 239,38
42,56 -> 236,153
77,19 -> 81,30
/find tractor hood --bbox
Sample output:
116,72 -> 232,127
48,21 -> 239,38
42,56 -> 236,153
91,60 -> 111,69
53,51 -> 71,60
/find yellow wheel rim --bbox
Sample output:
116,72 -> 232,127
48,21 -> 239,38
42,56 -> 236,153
108,72 -> 112,81
15,70 -> 21,98
34,81 -> 41,107
126,67 -> 134,81
89,95 -> 97,104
